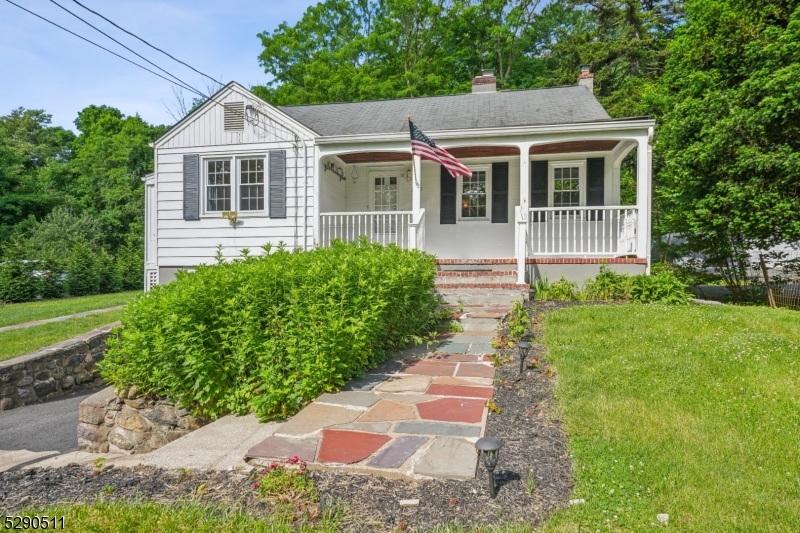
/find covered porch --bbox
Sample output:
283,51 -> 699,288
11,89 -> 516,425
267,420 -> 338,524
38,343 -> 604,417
315,121 -> 653,282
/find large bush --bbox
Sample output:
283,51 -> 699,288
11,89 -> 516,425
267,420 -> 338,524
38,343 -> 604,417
101,240 -> 440,420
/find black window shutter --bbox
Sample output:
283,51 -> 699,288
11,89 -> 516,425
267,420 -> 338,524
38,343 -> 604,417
491,162 -> 508,223
530,160 -> 548,222
586,157 -> 604,220
440,166 -> 456,224
183,154 -> 199,220
269,150 -> 286,218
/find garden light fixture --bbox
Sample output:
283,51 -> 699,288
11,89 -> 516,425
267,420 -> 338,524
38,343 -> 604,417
517,341 -> 532,374
475,436 -> 503,498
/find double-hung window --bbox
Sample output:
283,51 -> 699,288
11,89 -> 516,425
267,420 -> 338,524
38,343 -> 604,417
205,157 -> 266,214
460,169 -> 488,219
552,164 -> 581,217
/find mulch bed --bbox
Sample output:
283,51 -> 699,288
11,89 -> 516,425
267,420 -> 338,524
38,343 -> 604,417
0,299 -> 578,531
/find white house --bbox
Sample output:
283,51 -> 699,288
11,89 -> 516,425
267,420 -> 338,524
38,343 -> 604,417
143,68 -> 654,290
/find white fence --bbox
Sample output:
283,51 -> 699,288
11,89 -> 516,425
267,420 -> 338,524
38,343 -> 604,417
527,206 -> 639,256
319,211 -> 417,249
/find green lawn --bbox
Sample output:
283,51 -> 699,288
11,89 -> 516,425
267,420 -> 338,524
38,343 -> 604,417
540,304 -> 800,532
0,309 -> 124,362
0,291 -> 139,328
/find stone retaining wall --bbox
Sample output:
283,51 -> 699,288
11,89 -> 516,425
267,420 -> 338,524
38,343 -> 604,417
0,324 -> 116,411
78,386 -> 209,454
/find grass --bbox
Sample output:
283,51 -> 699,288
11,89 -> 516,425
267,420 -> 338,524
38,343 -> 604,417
539,304 -> 800,532
0,309 -> 124,362
11,500 -> 341,533
0,291 -> 139,328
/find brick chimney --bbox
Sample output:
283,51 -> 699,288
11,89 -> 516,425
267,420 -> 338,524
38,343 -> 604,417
578,65 -> 594,93
472,69 -> 497,93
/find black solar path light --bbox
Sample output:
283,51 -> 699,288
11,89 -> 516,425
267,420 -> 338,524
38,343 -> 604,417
475,436 -> 503,498
517,341 -> 532,374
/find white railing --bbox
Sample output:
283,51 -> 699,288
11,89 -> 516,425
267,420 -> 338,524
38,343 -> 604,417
319,211 -> 415,249
410,208 -> 426,250
528,206 -> 639,256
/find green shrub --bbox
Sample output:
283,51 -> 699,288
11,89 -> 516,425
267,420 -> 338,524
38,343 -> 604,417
101,240 -> 440,420
0,260 -> 39,303
96,249 -> 120,294
39,261 -> 64,299
65,241 -> 99,296
583,263 -> 632,300
116,242 -> 144,291
506,300 -> 530,343
630,270 -> 692,304
549,276 -> 579,300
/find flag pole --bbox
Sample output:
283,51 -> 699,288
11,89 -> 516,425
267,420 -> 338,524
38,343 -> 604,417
408,115 -> 419,186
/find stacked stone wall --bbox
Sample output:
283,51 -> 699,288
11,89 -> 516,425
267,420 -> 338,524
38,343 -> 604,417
0,325 -> 115,411
78,386 -> 209,454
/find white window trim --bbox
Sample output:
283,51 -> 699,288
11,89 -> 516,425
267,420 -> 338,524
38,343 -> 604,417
548,160 -> 585,208
457,165 -> 491,221
201,155 -> 268,218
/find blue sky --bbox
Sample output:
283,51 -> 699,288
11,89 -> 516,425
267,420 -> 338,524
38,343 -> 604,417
0,0 -> 317,131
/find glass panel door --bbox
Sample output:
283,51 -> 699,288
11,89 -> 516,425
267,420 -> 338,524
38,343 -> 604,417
373,175 -> 398,233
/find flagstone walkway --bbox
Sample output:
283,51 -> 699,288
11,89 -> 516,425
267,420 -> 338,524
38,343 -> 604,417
245,288 -> 525,480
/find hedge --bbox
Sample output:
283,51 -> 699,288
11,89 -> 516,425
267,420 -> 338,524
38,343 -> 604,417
100,240 -> 441,420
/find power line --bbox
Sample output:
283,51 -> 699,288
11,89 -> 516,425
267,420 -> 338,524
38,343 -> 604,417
5,0 -> 298,144
70,0 -> 224,88
3,0 -> 199,97
48,0 -> 205,101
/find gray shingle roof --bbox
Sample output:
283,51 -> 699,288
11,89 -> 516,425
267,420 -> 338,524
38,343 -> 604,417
278,85 -> 611,137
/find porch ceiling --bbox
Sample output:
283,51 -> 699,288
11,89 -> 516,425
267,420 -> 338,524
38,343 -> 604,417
337,146 -> 521,164
528,140 -> 620,155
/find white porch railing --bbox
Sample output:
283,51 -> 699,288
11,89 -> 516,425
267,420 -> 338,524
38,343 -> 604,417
319,211 -> 417,249
410,209 -> 426,250
527,206 -> 639,256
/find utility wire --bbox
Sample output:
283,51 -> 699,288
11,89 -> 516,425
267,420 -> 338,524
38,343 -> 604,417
48,0 -> 205,101
5,0 -> 298,144
70,0 -> 225,88
3,0 -> 199,97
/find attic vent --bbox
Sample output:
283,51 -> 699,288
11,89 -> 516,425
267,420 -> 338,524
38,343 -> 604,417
224,102 -> 245,131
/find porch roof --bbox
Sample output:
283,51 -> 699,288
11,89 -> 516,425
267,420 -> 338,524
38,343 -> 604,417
278,85 -> 611,137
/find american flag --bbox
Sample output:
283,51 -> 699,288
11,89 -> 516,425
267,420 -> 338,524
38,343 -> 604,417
409,119 -> 472,178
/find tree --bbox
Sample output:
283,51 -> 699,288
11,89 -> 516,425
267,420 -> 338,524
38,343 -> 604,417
655,0 -> 800,263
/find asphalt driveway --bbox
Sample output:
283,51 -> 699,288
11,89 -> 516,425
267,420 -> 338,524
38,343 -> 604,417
0,388 -> 98,453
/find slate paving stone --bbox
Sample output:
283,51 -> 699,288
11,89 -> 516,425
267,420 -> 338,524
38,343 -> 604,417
317,391 -> 380,408
330,422 -> 392,433
467,342 -> 495,354
457,330 -> 496,336
342,374 -> 387,392
277,403 -> 362,435
428,353 -> 482,362
435,341 -> 470,354
317,430 -> 391,464
416,397 -> 487,423
447,335 -> 494,344
455,363 -> 496,379
432,376 -> 494,387
376,393 -> 435,404
401,361 -> 457,377
357,400 -> 417,422
426,384 -> 494,400
413,436 -> 477,480
367,436 -> 429,469
394,420 -> 481,437
468,311 -> 505,319
374,375 -> 431,393
372,360 -> 405,374
245,435 -> 318,462
461,319 -> 500,331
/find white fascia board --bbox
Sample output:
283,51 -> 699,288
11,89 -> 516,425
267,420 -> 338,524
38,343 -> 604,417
314,119 -> 656,146
153,82 -> 317,149
141,173 -> 155,182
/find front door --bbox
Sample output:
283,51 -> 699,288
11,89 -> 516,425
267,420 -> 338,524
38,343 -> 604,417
373,174 -> 398,234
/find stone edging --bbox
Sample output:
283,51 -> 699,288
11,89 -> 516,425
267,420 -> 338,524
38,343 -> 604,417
0,323 -> 118,411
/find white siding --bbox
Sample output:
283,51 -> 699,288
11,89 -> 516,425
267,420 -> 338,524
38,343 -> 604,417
423,158 -> 520,259
153,86 -> 316,268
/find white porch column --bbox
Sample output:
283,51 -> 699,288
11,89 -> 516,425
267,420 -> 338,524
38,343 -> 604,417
517,143 -> 532,284
636,130 -> 653,266
410,154 -> 422,249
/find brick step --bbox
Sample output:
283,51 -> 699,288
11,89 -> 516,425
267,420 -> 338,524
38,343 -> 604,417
436,270 -> 516,277
435,282 -> 530,290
